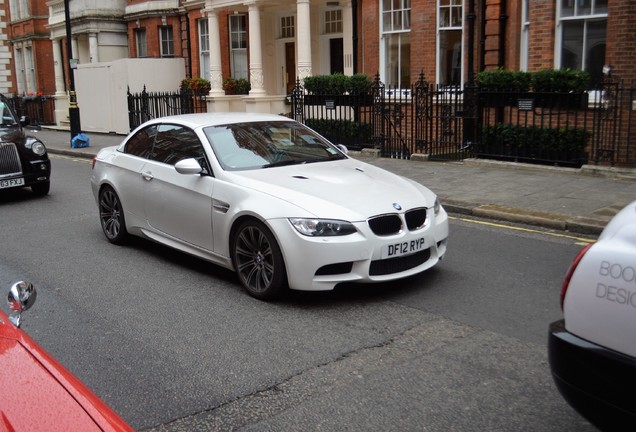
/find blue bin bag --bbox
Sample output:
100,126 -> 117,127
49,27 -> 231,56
71,133 -> 90,148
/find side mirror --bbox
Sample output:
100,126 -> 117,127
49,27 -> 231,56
7,281 -> 36,327
335,144 -> 349,155
19,116 -> 41,131
175,158 -> 203,175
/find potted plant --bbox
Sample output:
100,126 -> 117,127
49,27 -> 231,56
476,68 -> 531,92
476,68 -> 531,107
223,78 -> 251,95
302,73 -> 372,106
531,68 -> 590,109
179,77 -> 211,95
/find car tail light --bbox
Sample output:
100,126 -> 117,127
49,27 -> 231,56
560,242 -> 594,309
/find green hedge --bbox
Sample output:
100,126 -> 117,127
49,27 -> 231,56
476,69 -> 531,92
305,118 -> 373,145
480,124 -> 590,159
476,68 -> 590,93
303,73 -> 372,95
531,69 -> 590,93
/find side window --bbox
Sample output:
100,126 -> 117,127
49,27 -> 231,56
125,125 -> 157,158
151,124 -> 210,173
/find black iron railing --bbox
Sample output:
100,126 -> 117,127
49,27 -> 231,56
127,86 -> 207,131
6,95 -> 56,126
291,74 -> 636,168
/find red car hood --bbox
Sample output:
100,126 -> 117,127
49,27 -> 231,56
0,310 -> 133,432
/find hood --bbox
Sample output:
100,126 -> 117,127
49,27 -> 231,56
225,158 -> 437,220
0,309 -> 133,431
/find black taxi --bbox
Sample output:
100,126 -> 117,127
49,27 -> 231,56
0,95 -> 50,196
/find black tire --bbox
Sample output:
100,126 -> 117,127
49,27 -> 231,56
231,219 -> 287,300
31,181 -> 50,196
98,186 -> 128,244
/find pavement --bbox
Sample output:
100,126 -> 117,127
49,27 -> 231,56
36,127 -> 636,237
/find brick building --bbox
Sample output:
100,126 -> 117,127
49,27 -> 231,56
6,0 -> 634,95
360,0 -> 630,89
4,0 -> 55,95
2,1 -> 634,121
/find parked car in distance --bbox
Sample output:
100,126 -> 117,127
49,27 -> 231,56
0,94 -> 50,196
91,113 -> 449,300
1,281 -> 133,431
549,200 -> 636,431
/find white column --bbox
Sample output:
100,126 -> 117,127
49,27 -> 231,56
342,1 -> 354,75
52,39 -> 66,96
207,8 -> 225,96
89,33 -> 99,63
247,1 -> 265,95
71,37 -> 79,62
296,0 -> 312,80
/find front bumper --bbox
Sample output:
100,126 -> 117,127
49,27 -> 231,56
269,206 -> 449,291
548,319 -> 636,431
0,159 -> 50,190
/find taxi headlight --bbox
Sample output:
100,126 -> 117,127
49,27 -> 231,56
30,141 -> 46,156
289,218 -> 356,237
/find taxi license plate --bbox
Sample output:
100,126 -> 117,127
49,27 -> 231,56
0,178 -> 24,189
382,237 -> 426,259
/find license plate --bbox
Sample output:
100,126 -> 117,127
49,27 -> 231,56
382,237 -> 426,259
0,178 -> 24,189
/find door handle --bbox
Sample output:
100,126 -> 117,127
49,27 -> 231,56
141,171 -> 154,181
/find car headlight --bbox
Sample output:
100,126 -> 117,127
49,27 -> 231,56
434,198 -> 442,215
29,140 -> 47,156
289,218 -> 357,236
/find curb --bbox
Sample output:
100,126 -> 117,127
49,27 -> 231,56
442,200 -> 604,236
49,148 -> 96,159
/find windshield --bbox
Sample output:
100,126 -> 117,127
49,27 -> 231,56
0,101 -> 18,127
203,121 -> 347,171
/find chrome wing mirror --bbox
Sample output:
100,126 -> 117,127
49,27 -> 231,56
7,281 -> 36,327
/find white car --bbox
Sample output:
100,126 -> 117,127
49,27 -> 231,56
549,200 -> 636,430
90,113 -> 449,299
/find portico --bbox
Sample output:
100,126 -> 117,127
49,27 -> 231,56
202,0 -> 353,113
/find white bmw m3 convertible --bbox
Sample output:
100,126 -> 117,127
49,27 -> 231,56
91,113 -> 449,299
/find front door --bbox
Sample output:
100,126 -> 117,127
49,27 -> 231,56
285,42 -> 296,94
330,38 -> 344,74
142,124 -> 214,250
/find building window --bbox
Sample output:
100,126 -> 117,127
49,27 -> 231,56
324,9 -> 342,34
135,29 -> 147,58
25,47 -> 35,93
9,0 -> 29,21
381,0 -> 411,89
230,15 -> 248,80
437,0 -> 462,87
558,0 -> 607,85
520,0 -> 530,71
199,19 -> 210,80
281,16 -> 295,39
15,48 -> 25,94
160,26 -> 174,58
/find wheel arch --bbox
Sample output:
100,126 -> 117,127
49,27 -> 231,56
228,215 -> 277,261
228,215 -> 290,287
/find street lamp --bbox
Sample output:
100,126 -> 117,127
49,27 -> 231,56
64,0 -> 81,145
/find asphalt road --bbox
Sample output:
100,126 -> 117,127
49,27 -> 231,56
0,155 -> 598,431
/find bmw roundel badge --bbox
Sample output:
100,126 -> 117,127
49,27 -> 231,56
393,203 -> 402,210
